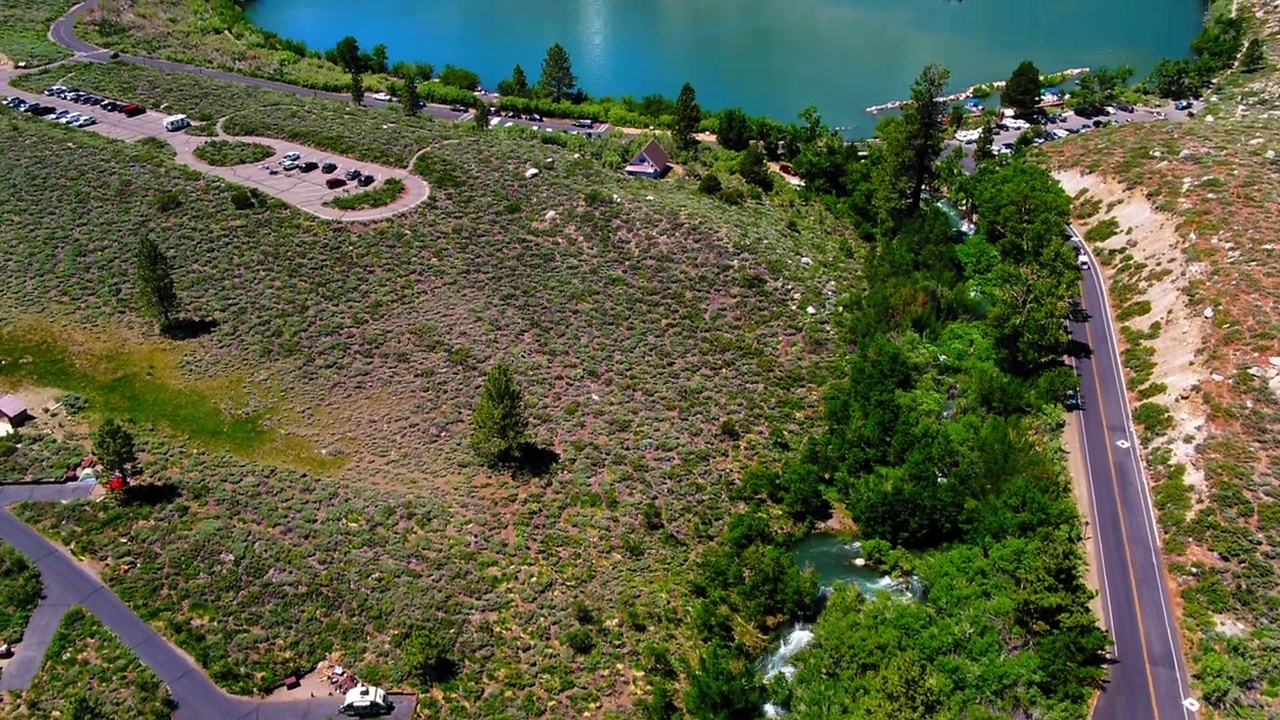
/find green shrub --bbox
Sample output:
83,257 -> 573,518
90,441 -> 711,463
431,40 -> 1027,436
1133,401 -> 1174,436
1117,300 -> 1153,322
327,178 -> 406,211
698,173 -> 723,195
0,544 -> 41,644
1084,217 -> 1121,244
193,140 -> 276,167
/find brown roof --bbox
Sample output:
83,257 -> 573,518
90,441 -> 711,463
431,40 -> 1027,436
629,139 -> 670,169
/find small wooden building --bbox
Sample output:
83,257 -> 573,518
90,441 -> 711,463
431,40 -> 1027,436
0,394 -> 27,435
625,139 -> 671,180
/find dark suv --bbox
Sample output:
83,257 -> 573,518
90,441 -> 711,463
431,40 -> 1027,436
299,161 -> 319,173
321,162 -> 337,174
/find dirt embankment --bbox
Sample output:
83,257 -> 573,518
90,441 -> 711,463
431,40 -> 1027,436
1056,170 -> 1210,494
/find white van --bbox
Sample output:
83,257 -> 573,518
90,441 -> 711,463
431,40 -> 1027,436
163,114 -> 190,132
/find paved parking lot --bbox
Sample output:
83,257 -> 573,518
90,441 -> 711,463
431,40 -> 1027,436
0,76 -> 429,222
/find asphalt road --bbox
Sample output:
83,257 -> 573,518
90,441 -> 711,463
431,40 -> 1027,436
48,0 -> 609,136
1068,229 -> 1197,720
0,485 -> 413,720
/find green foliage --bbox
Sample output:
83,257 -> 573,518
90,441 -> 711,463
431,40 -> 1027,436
496,64 -> 529,98
0,0 -> 71,67
736,145 -> 773,192
1239,37 -> 1267,73
1003,60 -> 1043,116
1070,65 -> 1134,113
718,108 -> 751,152
6,607 -> 174,719
1083,216 -> 1120,244
192,140 -> 275,167
698,173 -> 723,196
470,363 -> 530,468
133,236 -> 180,328
539,43 -> 577,102
1145,15 -> 1244,98
674,82 -> 702,151
1133,401 -> 1174,437
349,70 -> 364,106
439,64 -> 480,90
1117,300 -> 1153,322
399,623 -> 458,685
0,543 -> 41,644
326,178 -> 406,210
875,63 -> 951,226
92,419 -> 137,477
683,643 -> 766,720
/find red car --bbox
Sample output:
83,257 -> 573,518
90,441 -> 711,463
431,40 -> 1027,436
325,177 -> 347,189
121,103 -> 146,117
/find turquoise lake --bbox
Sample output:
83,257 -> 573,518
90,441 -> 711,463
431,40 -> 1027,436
247,0 -> 1204,128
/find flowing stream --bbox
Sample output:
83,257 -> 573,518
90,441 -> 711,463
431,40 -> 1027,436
760,535 -> 914,716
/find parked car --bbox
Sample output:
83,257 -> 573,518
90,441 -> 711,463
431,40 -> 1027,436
573,118 -> 594,128
100,100 -> 120,112
371,92 -> 393,102
1116,103 -> 1135,113
1174,99 -> 1193,111
86,96 -> 102,106
60,112 -> 84,125
281,160 -> 299,171
31,105 -> 56,117
526,113 -> 543,122
1064,388 -> 1084,411
18,102 -> 40,113
43,85 -> 64,96
299,161 -> 319,173
1079,257 -> 1091,271
281,151 -> 301,163
325,177 -> 348,189
321,162 -> 338,174
121,104 -> 146,117
357,174 -> 375,187
505,110 -> 521,118
449,104 -> 467,112
344,168 -> 362,181
76,116 -> 97,128
53,109 -> 71,120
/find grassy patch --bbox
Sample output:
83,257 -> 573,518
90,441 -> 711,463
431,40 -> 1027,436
6,607 -> 174,719
193,139 -> 275,167
326,178 -> 406,210
0,0 -> 71,68
0,544 -> 41,645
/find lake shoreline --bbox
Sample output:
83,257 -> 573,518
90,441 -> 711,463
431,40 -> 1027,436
242,0 -> 1204,127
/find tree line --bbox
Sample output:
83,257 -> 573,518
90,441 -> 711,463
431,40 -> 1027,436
653,62 -> 1110,720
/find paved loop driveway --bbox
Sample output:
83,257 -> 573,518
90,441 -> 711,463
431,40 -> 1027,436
0,76 -> 430,222
0,485 -> 415,720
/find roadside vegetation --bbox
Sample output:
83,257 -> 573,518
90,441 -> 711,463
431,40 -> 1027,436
0,429 -> 84,483
192,139 -> 276,166
5,607 -> 175,719
1045,0 -> 1280,713
0,544 -> 42,646
0,0 -> 71,68
325,177 -> 405,210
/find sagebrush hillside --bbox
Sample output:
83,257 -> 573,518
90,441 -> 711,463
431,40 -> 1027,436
0,63 -> 858,716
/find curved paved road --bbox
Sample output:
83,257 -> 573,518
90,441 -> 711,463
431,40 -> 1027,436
0,486 -> 413,720
1068,228 -> 1198,720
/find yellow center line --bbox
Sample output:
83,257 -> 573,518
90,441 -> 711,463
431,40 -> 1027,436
1082,315 -> 1161,719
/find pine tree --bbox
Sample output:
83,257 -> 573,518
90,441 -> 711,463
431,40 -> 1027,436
539,43 -> 577,102
134,236 -> 179,329
93,419 -> 137,477
510,64 -> 528,96
674,82 -> 702,150
1003,60 -> 1042,116
975,114 -> 996,163
470,363 -> 529,466
349,71 -> 365,106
